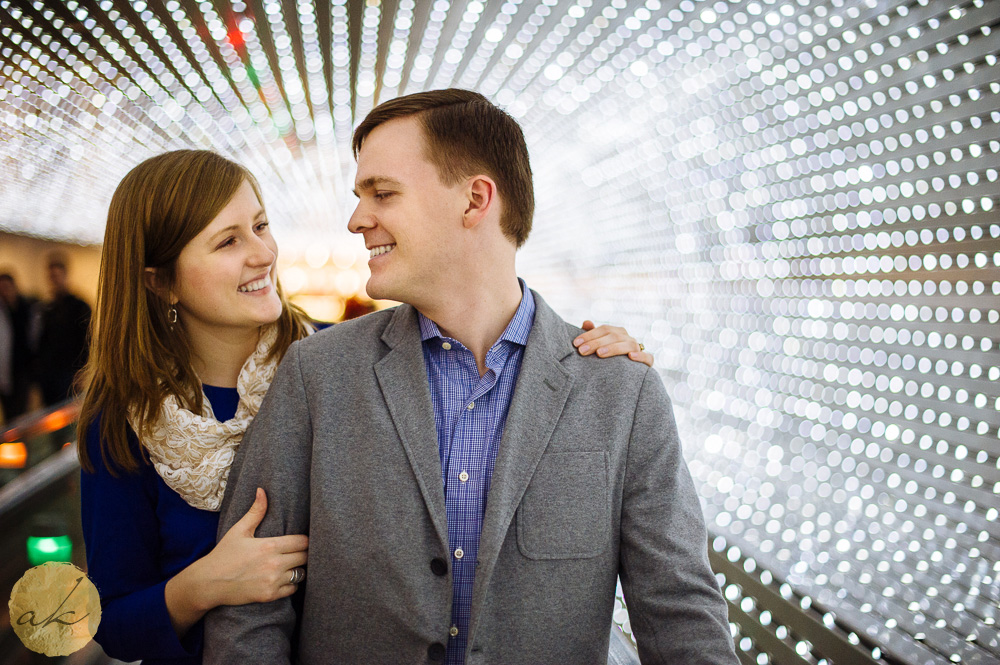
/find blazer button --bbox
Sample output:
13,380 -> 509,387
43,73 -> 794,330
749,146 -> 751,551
430,557 -> 448,576
428,642 -> 446,662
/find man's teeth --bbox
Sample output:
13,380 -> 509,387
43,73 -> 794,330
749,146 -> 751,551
370,244 -> 396,258
238,275 -> 271,293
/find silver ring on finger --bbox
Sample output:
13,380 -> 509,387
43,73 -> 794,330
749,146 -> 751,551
288,567 -> 306,585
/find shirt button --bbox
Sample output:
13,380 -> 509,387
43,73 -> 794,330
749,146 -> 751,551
467,402 -> 475,410
449,626 -> 459,637
459,471 -> 469,482
442,342 -> 452,350
454,548 -> 464,559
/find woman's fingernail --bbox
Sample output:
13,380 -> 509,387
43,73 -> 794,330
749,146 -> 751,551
598,347 -> 608,356
573,338 -> 583,347
579,344 -> 590,353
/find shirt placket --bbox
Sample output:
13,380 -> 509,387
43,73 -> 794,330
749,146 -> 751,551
445,345 -> 505,662
477,345 -> 508,501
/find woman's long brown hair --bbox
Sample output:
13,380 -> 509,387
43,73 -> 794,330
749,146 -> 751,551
77,150 -> 310,475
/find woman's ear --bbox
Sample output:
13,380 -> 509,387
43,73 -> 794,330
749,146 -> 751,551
143,267 -> 174,303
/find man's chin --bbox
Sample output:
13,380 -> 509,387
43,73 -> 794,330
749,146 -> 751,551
365,277 -> 398,303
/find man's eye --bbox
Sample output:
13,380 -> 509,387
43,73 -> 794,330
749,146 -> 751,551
375,192 -> 393,200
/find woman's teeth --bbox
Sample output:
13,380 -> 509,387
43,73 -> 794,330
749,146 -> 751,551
370,244 -> 396,258
238,275 -> 271,293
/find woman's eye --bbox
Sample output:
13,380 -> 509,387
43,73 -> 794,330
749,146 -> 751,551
218,237 -> 236,249
255,221 -> 270,232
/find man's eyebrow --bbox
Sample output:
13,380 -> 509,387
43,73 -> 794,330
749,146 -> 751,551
352,176 -> 402,197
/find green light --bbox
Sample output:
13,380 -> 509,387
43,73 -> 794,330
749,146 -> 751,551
26,535 -> 73,566
37,539 -> 59,553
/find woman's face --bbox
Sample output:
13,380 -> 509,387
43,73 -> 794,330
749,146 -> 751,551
171,179 -> 283,336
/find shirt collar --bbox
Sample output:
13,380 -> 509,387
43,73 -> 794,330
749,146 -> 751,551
418,278 -> 535,348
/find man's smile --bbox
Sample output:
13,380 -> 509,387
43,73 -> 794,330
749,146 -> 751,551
369,244 -> 396,259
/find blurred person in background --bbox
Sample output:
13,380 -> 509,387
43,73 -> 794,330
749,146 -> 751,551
0,271 -> 38,423
77,149 -> 650,664
35,255 -> 91,405
0,277 -> 10,423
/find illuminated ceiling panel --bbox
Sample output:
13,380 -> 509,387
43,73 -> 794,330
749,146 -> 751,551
1,1 -> 998,664
511,1 -> 999,663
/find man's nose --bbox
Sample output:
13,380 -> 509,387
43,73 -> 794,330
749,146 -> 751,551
347,202 -> 370,234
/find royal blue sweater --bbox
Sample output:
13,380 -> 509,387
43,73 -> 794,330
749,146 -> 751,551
81,385 -> 239,664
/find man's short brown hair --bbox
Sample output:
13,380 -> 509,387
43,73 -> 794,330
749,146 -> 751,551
352,89 -> 534,248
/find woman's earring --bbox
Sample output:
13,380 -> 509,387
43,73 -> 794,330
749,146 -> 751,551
168,305 -> 178,329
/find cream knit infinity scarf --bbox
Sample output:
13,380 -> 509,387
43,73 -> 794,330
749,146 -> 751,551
129,326 -> 279,511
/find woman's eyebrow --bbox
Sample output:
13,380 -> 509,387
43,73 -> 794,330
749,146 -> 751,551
208,211 -> 266,238
210,224 -> 241,239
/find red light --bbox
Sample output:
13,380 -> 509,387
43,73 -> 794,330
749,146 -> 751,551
227,29 -> 244,47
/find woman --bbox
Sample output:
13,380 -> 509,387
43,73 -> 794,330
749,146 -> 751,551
78,150 -> 652,664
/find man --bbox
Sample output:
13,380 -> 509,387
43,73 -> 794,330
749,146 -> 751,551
0,272 -> 38,422
205,89 -> 736,664
35,256 -> 91,405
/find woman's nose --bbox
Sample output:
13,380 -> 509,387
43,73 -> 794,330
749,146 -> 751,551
247,235 -> 276,266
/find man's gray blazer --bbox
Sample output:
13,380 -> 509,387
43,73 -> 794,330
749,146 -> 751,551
204,290 -> 736,665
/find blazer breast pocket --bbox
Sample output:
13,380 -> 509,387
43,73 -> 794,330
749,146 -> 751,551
516,451 -> 611,560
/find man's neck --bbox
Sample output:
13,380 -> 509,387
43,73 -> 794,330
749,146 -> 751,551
417,274 -> 524,377
184,322 -> 261,388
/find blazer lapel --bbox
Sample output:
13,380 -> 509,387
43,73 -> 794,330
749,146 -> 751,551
374,305 -> 450,552
469,292 -> 574,638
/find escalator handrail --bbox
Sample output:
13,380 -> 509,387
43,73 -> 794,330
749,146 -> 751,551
608,624 -> 641,665
2,399 -> 80,443
0,444 -> 79,525
708,538 -> 876,665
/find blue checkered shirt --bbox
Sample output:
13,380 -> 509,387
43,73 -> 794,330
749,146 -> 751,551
418,280 -> 535,665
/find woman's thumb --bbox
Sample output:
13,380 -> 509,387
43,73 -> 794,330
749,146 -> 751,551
235,487 -> 267,535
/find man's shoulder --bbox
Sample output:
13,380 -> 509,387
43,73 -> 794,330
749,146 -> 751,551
563,341 -> 650,386
66,292 -> 90,308
531,291 -> 650,385
296,306 -> 400,355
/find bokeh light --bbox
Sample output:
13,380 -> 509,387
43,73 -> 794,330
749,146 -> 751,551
1,1 -> 997,663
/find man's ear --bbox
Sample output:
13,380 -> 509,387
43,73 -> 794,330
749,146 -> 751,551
144,267 -> 175,304
462,176 -> 498,230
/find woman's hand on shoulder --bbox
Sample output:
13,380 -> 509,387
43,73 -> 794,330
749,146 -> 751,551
202,488 -> 309,606
573,320 -> 653,367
